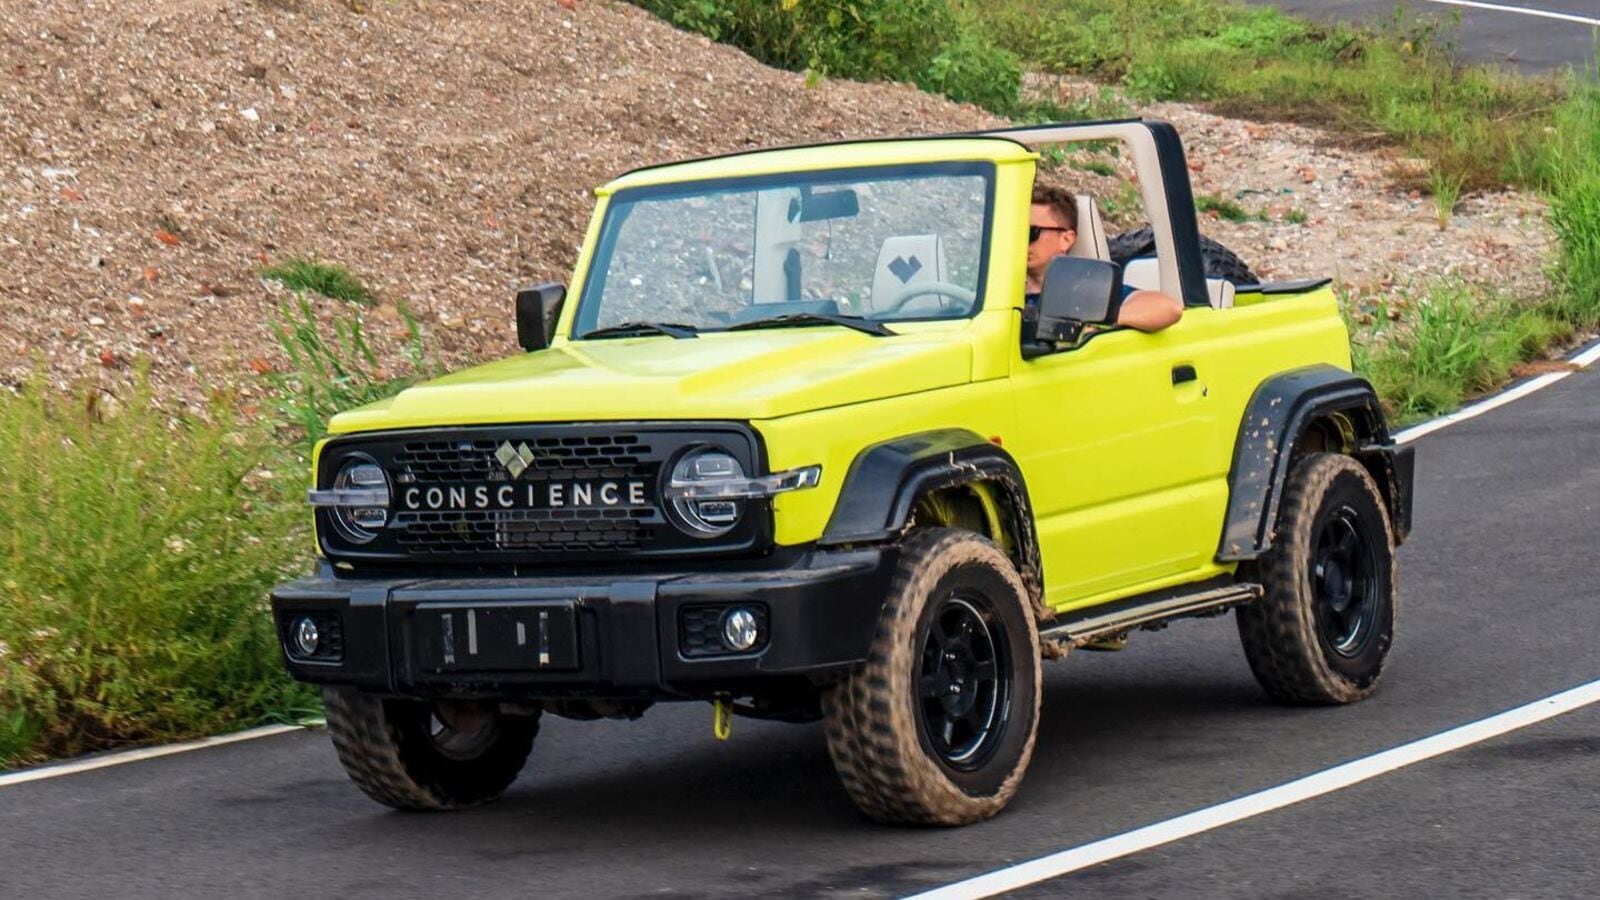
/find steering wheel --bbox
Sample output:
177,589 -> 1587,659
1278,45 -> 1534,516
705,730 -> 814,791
877,280 -> 978,317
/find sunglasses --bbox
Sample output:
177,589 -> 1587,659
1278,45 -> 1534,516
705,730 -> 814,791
1029,225 -> 1072,243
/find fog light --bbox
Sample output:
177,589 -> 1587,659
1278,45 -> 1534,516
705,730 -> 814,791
291,616 -> 321,657
722,608 -> 760,652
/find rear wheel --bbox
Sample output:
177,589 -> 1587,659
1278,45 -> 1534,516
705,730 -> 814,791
322,688 -> 539,810
1236,453 -> 1398,704
822,528 -> 1041,825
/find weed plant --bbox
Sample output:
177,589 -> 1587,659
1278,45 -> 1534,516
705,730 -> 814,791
1195,193 -> 1253,223
261,257 -> 373,305
1428,169 -> 1464,230
0,375 -> 317,767
268,293 -> 432,448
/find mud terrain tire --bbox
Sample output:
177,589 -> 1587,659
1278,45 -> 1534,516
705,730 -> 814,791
1236,453 -> 1397,705
822,528 -> 1041,825
1107,226 -> 1259,285
323,687 -> 539,810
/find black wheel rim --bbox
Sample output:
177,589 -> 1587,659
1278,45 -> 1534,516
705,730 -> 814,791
426,702 -> 501,761
1311,505 -> 1380,658
917,593 -> 1010,771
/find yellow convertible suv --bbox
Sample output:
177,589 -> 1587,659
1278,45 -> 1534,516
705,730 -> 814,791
272,120 -> 1415,825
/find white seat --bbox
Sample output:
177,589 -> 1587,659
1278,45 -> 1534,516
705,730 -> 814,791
1066,195 -> 1109,261
870,234 -> 949,309
1122,257 -> 1162,291
1120,256 -> 1235,309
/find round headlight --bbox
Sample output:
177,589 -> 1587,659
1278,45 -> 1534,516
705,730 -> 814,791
330,457 -> 390,544
667,448 -> 744,538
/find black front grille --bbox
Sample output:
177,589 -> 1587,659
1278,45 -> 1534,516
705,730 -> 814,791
394,506 -> 653,554
316,423 -> 766,565
390,433 -> 658,555
392,434 -> 649,481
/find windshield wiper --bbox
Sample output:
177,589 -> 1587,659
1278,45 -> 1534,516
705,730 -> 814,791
726,312 -> 895,337
581,321 -> 700,340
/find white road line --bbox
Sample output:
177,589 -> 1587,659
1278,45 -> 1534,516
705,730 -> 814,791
1395,337 -> 1600,444
1415,0 -> 1600,28
0,724 -> 315,789
908,678 -> 1600,900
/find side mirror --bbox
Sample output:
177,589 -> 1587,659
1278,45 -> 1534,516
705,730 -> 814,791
1035,257 -> 1124,343
516,283 -> 566,351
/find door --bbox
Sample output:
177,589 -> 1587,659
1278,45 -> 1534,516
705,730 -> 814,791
1007,316 -> 1225,611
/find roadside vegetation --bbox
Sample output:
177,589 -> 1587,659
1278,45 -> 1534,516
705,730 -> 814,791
628,0 -> 1600,423
0,376 -> 315,765
268,294 -> 433,447
0,297 -> 422,768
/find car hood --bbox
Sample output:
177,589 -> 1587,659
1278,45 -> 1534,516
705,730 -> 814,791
328,327 -> 973,434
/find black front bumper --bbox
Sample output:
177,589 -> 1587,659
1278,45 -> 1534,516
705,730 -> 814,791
270,546 -> 895,700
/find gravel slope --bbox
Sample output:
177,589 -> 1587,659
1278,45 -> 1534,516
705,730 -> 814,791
0,0 -> 1000,403
0,1 -> 1552,407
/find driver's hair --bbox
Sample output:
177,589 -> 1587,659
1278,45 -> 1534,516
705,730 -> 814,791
1031,184 -> 1079,232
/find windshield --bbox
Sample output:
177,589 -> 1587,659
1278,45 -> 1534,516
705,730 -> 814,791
572,162 -> 994,337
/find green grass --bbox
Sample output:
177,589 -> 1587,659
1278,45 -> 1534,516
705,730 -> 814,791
628,0 -> 1024,112
1344,63 -> 1597,423
1428,168 -> 1465,230
1195,193 -> 1255,223
267,293 -> 433,448
0,297 -> 430,769
0,373 -> 318,768
1071,158 -> 1118,178
1540,69 -> 1600,331
964,0 -> 1569,192
1285,208 -> 1308,226
261,257 -> 373,305
1346,279 -> 1574,423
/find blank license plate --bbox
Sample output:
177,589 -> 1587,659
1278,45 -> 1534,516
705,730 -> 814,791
413,601 -> 579,672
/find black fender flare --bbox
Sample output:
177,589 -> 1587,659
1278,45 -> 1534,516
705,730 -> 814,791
1218,365 -> 1413,561
819,429 -> 1044,605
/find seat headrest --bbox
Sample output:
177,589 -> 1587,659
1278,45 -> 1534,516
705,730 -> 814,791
1066,194 -> 1109,261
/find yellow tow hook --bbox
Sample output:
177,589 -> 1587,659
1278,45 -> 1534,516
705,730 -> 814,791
712,695 -> 734,741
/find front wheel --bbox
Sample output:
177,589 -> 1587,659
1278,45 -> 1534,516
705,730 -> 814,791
322,688 -> 539,810
1236,453 -> 1398,704
822,528 -> 1041,825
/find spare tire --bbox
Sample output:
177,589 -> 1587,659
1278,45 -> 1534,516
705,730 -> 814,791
1107,225 -> 1258,286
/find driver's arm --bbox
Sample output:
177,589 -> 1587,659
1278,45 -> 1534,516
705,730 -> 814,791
1117,290 -> 1183,332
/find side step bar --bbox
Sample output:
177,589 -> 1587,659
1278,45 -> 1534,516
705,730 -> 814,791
1040,580 -> 1263,650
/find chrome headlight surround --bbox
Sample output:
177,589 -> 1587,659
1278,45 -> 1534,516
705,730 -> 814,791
663,446 -> 821,539
308,454 -> 391,545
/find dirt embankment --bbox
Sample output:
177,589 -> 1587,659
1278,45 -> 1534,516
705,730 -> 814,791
0,0 -> 1000,403
1,1 -> 1552,406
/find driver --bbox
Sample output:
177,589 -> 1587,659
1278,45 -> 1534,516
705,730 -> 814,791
1026,185 -> 1182,333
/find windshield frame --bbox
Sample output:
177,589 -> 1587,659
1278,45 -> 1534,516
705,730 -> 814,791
570,161 -> 998,339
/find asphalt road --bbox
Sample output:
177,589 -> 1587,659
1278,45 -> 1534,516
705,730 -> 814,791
1245,0 -> 1598,73
3,362 -> 1599,899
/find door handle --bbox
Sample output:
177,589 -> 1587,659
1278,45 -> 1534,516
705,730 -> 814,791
1171,365 -> 1198,385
